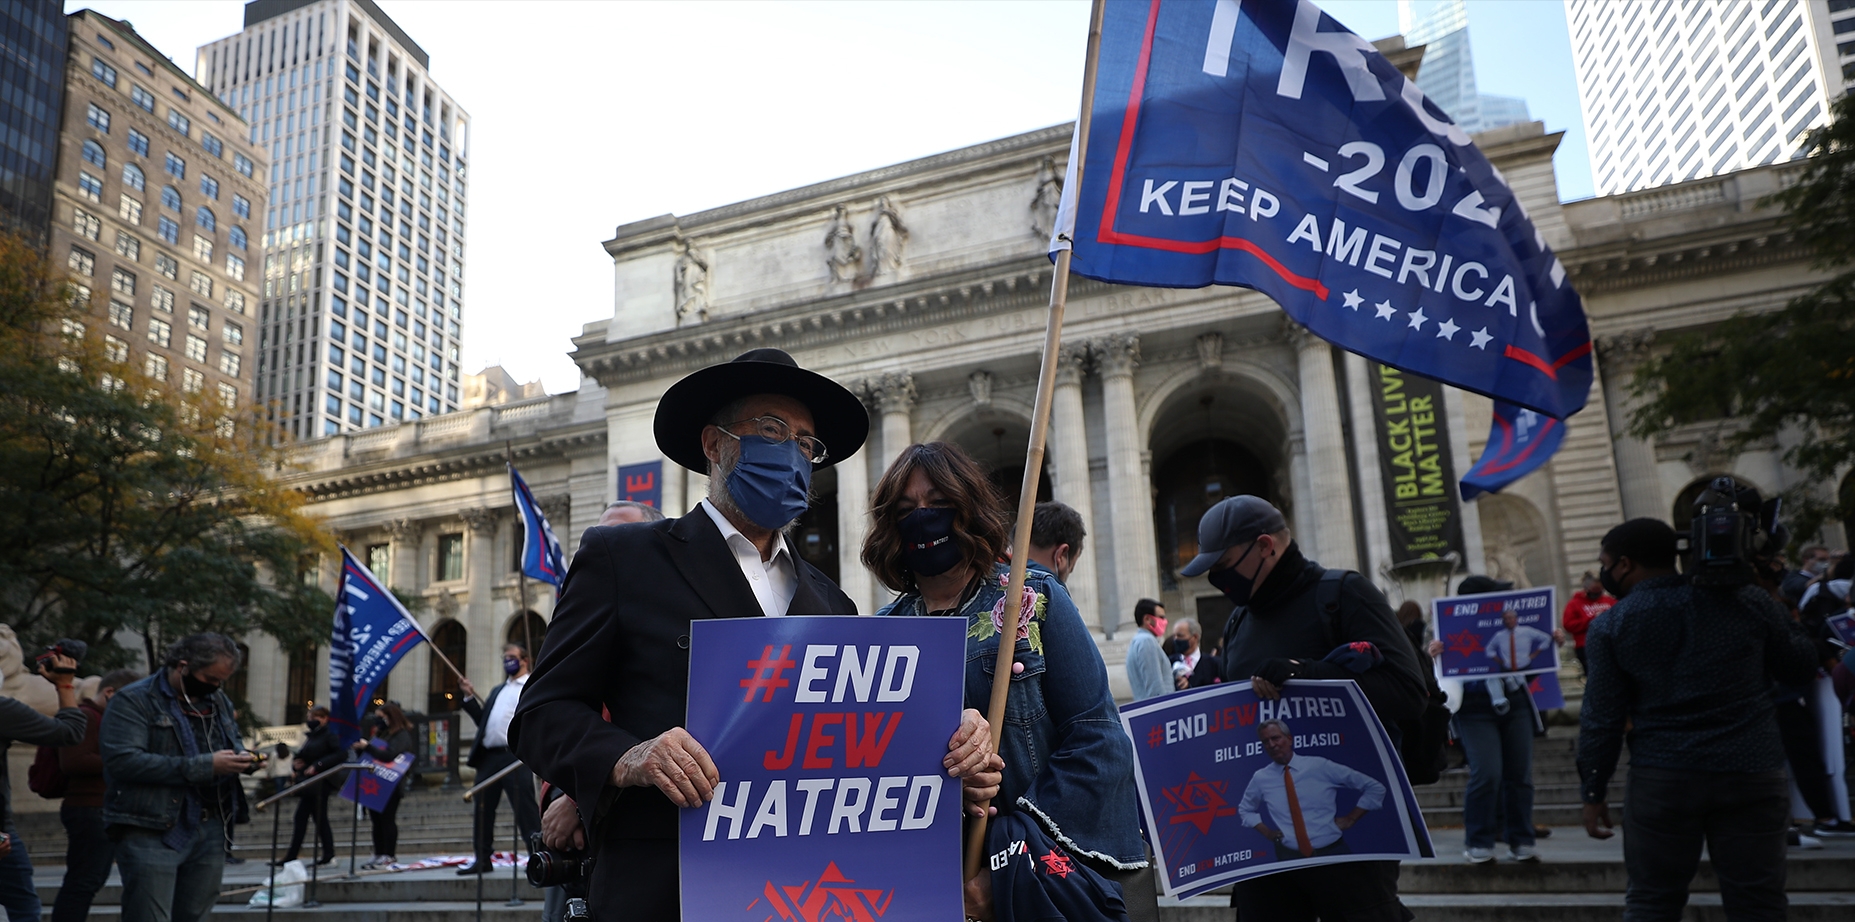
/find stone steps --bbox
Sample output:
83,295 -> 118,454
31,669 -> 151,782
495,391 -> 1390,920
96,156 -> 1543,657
1164,892 -> 1855,922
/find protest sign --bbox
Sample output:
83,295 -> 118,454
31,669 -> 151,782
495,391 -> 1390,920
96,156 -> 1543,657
1433,586 -> 1558,679
1528,670 -> 1564,711
681,616 -> 966,922
1828,612 -> 1855,648
1120,680 -> 1431,898
338,752 -> 414,811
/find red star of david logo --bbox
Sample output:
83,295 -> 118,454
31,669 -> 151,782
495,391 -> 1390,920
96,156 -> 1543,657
1038,849 -> 1075,878
1161,771 -> 1237,835
752,860 -> 893,922
1445,629 -> 1484,658
359,777 -> 381,796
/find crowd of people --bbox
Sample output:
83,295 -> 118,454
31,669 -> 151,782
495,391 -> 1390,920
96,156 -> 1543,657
5,347 -> 1852,922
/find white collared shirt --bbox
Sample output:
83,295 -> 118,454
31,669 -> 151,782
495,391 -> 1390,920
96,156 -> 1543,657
700,500 -> 798,617
1238,754 -> 1387,852
480,672 -> 527,749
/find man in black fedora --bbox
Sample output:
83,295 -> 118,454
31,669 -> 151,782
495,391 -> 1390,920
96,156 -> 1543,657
510,348 -> 999,921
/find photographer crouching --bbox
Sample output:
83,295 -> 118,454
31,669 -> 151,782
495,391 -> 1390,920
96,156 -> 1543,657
1578,482 -> 1819,920
99,633 -> 256,922
0,639 -> 88,922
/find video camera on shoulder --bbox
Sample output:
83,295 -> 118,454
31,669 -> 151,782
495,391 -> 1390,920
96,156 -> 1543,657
34,639 -> 86,675
1686,476 -> 1785,589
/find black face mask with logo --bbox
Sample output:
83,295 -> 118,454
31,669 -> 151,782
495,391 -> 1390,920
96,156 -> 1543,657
899,507 -> 962,578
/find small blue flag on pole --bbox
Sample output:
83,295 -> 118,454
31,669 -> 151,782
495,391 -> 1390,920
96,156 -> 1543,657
330,547 -> 427,746
1052,0 -> 1592,420
510,464 -> 565,587
1459,401 -> 1564,500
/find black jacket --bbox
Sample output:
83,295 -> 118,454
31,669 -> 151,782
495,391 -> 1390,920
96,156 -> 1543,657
509,510 -> 855,846
1217,542 -> 1428,727
292,723 -> 347,795
460,680 -> 520,769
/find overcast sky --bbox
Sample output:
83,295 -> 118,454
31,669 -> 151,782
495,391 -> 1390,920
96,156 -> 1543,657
83,0 -> 1588,394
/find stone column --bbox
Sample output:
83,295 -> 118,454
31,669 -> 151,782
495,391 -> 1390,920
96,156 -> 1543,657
874,372 -> 916,472
386,518 -> 428,711
1344,352 -> 1393,583
836,448 -> 875,614
1442,385 -> 1488,576
460,507 -> 500,695
1596,331 -> 1662,520
1096,333 -> 1159,634
1286,321 -> 1358,570
662,461 -> 688,517
1049,343 -> 1102,634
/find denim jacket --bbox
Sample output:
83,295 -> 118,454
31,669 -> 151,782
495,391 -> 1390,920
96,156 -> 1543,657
878,562 -> 1147,869
99,673 -> 246,832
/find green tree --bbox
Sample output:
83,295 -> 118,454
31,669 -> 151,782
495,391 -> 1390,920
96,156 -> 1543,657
0,230 -> 333,680
1629,95 -> 1855,544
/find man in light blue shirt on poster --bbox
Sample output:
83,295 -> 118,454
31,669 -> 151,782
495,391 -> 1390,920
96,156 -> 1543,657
1238,720 -> 1387,862
1485,610 -> 1558,673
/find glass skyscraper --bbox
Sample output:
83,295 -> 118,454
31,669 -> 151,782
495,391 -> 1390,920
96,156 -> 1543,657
1399,0 -> 1532,136
0,1 -> 70,237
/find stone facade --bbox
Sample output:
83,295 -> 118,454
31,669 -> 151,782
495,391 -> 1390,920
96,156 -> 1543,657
251,118 -> 1844,724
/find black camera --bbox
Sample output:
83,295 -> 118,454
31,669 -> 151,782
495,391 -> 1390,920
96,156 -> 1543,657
525,832 -> 593,889
34,639 -> 87,675
1687,476 -> 1784,589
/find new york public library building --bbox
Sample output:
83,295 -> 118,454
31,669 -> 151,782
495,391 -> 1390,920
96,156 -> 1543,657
252,116 -> 1845,733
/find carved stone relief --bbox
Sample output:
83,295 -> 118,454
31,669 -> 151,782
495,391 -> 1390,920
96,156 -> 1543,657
673,239 -> 710,326
968,371 -> 994,408
862,196 -> 908,286
825,204 -> 862,285
1030,156 -> 1063,240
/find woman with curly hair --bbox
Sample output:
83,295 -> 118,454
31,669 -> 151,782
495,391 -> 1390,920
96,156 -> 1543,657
864,441 -> 1150,922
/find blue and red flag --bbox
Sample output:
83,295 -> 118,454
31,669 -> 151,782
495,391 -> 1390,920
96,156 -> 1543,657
510,463 -> 565,587
1053,0 -> 1592,420
1460,401 -> 1565,500
329,547 -> 428,746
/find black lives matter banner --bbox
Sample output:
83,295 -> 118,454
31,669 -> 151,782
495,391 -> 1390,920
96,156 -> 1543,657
1368,363 -> 1463,566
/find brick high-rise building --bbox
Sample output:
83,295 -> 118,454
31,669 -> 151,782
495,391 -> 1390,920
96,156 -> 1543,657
49,10 -> 268,428
198,0 -> 471,441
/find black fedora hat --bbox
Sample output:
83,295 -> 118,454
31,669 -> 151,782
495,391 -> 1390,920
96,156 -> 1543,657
654,348 -> 869,474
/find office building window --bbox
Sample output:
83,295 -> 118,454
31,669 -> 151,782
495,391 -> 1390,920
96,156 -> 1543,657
164,153 -> 185,179
200,175 -> 218,199
119,194 -> 142,225
223,321 -> 242,346
108,299 -> 133,330
73,208 -> 100,241
86,103 -> 110,132
110,267 -> 135,296
188,305 -> 209,330
234,153 -> 253,177
156,216 -> 178,244
167,110 -> 190,136
103,336 -> 127,363
201,132 -> 222,157
189,272 -> 212,297
223,289 -> 245,314
122,162 -> 145,191
192,234 -> 212,262
181,368 -> 203,392
77,173 -> 102,202
145,353 -> 168,380
91,57 -> 117,87
131,85 -> 154,112
154,254 -> 178,280
161,185 -> 180,211
152,286 -> 174,313
81,140 -> 106,169
114,231 -> 138,260
147,317 -> 171,347
68,246 -> 95,276
225,253 -> 245,281
127,129 -> 149,157
232,194 -> 249,219
218,352 -> 240,377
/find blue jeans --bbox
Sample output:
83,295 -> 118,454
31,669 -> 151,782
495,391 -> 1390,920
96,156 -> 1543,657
53,805 -> 115,922
1454,687 -> 1535,850
0,834 -> 40,922
115,816 -> 227,922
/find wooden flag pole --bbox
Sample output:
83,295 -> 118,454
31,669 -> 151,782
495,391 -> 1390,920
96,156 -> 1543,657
962,0 -> 1107,887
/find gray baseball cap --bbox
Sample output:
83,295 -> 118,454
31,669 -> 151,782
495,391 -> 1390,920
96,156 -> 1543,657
1180,496 -> 1288,577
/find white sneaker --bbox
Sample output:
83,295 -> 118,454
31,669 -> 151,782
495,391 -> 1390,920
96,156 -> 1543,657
1464,847 -> 1496,863
1509,845 -> 1540,862
1788,828 -> 1823,850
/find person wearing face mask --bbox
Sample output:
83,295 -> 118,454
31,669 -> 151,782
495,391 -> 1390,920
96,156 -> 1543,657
99,633 -> 253,922
1578,518 -> 1819,920
1183,496 -> 1425,922
50,668 -> 142,922
353,703 -> 417,869
1126,599 -> 1174,701
510,350 -> 998,922
455,644 -> 543,875
868,441 -> 1147,922
1559,573 -> 1614,676
1168,617 -> 1219,690
274,705 -> 342,868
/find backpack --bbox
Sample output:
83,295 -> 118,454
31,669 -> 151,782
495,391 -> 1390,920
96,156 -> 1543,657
1219,569 -> 1451,785
27,744 -> 67,799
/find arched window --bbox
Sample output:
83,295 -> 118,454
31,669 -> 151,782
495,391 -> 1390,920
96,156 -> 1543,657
161,185 -> 180,211
196,206 -> 215,231
285,644 -> 319,725
506,610 -> 548,659
121,162 -> 144,191
426,620 -> 468,714
229,225 -> 247,249
81,139 -> 106,169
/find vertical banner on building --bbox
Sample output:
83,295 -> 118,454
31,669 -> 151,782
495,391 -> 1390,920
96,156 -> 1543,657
618,460 -> 663,508
1368,363 -> 1464,565
1433,586 -> 1559,678
1120,680 -> 1431,898
681,616 -> 966,922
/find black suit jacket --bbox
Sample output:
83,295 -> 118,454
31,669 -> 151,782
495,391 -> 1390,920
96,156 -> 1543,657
459,681 -> 518,769
509,508 -> 855,847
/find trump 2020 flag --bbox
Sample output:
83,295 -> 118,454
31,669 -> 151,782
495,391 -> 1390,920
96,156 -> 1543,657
330,547 -> 427,745
1460,401 -> 1565,500
510,463 -> 564,587
1054,0 -> 1592,420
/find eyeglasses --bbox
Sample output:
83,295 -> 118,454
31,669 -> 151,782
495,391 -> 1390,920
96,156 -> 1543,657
717,415 -> 828,465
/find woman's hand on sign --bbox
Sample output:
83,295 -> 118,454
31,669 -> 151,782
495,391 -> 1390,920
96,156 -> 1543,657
1427,640 -> 1444,658
612,727 -> 719,808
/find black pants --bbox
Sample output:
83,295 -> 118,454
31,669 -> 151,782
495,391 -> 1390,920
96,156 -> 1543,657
1774,697 -> 1836,820
1623,766 -> 1789,922
52,804 -> 114,922
287,785 -> 335,861
473,749 -> 542,864
588,838 -> 677,921
368,785 -> 406,856
1230,859 -> 1411,922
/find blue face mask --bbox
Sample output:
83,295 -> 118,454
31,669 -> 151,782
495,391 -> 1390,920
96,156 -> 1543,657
725,435 -> 812,531
899,507 -> 962,578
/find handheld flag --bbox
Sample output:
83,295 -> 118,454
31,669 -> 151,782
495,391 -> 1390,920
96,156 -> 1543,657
1053,0 -> 1592,419
1460,401 -> 1564,500
510,463 -> 565,587
330,547 -> 427,746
